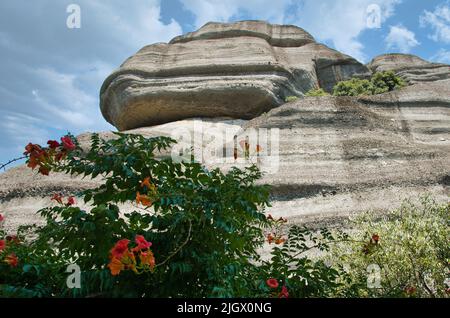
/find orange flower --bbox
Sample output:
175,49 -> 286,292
275,238 -> 286,245
5,253 -> 18,267
38,166 -> 50,176
267,233 -> 275,244
108,257 -> 124,276
27,156 -> 39,169
256,145 -> 262,153
140,251 -> 156,270
136,192 -> 153,207
140,177 -> 152,189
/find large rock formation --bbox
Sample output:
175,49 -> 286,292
100,21 -> 370,130
1,21 -> 449,232
367,53 -> 450,84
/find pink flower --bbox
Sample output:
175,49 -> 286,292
0,214 -> 4,222
279,286 -> 289,298
110,239 -> 130,259
133,235 -> 152,252
61,136 -> 76,151
266,278 -> 279,289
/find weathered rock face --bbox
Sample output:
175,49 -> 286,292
367,53 -> 450,84
1,21 -> 449,232
236,94 -> 450,223
100,21 -> 369,130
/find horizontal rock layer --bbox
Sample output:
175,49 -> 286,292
100,21 -> 369,130
2,90 -> 449,231
367,53 -> 450,84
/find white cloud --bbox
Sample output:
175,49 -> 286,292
0,0 -> 183,164
430,48 -> 450,64
291,0 -> 402,62
385,24 -> 420,53
420,1 -> 450,44
180,0 -> 293,28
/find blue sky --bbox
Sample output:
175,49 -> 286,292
0,0 -> 449,168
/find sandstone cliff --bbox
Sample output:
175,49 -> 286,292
1,21 -> 449,232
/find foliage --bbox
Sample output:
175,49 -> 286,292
332,71 -> 406,97
305,88 -> 330,97
285,96 -> 299,102
329,197 -> 450,298
225,224 -> 350,298
333,78 -> 374,97
0,133 -> 271,297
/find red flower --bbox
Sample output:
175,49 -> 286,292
133,235 -> 152,252
0,214 -> 4,222
279,286 -> 289,298
61,136 -> 76,151
371,234 -> 380,244
5,253 -> 18,267
51,193 -> 63,204
47,140 -> 60,149
266,278 -> 279,289
111,239 -> 130,259
0,240 -> 5,252
66,196 -> 75,206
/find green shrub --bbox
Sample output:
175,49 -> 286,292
285,96 -> 299,102
0,133 -> 347,298
305,88 -> 330,97
332,71 -> 406,97
329,197 -> 450,298
371,70 -> 406,94
0,133 -> 271,297
333,78 -> 374,96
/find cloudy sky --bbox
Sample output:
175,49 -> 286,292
0,0 -> 449,167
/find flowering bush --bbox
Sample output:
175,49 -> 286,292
1,133 -> 273,297
329,197 -> 450,298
